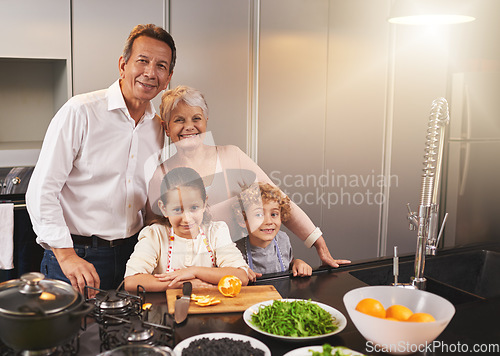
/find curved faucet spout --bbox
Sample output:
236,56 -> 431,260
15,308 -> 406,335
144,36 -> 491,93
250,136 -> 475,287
408,97 -> 450,290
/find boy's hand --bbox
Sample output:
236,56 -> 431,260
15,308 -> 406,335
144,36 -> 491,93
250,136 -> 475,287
247,268 -> 262,282
292,259 -> 312,277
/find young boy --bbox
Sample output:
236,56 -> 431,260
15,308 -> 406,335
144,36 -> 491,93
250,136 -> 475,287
234,183 -> 312,281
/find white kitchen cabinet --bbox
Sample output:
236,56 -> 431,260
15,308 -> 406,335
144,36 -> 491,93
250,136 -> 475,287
257,0 -> 453,263
169,0 -> 251,149
258,0 -> 394,263
257,0 -> 331,264
384,25 -> 451,257
0,0 -> 70,59
322,0 -> 389,261
0,0 -> 71,166
72,0 -> 165,96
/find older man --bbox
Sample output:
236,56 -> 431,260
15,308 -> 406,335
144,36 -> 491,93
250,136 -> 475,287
27,24 -> 176,295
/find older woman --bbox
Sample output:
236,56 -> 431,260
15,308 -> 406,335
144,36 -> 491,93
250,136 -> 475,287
147,85 -> 350,271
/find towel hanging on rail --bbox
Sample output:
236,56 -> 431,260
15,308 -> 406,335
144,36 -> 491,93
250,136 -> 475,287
0,202 -> 14,270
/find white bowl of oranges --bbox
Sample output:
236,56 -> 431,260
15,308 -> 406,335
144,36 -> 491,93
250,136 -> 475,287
343,286 -> 455,355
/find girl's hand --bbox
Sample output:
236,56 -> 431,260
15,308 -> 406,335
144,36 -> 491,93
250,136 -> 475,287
154,268 -> 197,287
163,278 -> 213,289
190,278 -> 215,289
292,259 -> 312,277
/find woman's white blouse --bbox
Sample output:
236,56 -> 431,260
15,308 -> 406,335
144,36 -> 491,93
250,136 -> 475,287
125,221 -> 248,277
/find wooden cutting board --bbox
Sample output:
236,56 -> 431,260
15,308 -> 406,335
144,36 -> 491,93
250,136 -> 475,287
166,285 -> 281,314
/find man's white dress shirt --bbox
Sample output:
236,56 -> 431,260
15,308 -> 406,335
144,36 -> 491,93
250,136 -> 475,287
27,80 -> 164,249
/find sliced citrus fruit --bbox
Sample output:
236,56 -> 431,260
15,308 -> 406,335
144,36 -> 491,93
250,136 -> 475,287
217,275 -> 242,297
195,296 -> 221,306
191,294 -> 211,301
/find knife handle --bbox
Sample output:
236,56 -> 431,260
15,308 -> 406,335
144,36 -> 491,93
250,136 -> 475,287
182,281 -> 192,296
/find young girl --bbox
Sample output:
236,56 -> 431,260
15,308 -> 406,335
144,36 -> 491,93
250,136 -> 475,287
124,167 -> 249,292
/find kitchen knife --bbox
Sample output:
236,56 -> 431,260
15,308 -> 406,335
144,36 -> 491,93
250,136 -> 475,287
174,281 -> 192,324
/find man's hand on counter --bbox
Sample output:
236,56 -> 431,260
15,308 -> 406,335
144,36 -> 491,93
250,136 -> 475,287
52,247 -> 100,297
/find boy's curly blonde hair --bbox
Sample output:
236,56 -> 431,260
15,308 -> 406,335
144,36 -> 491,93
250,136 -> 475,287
234,182 -> 291,223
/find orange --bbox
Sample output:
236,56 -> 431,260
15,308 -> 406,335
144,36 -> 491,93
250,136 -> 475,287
407,312 -> 435,322
385,304 -> 413,321
217,275 -> 242,297
355,298 -> 386,318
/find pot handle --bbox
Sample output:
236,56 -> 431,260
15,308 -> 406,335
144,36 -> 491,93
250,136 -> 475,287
69,302 -> 94,320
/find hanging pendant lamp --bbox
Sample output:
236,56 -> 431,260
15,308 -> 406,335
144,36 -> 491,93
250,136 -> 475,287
388,0 -> 476,25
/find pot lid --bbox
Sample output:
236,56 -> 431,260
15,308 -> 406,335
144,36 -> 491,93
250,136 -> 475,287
0,272 -> 78,316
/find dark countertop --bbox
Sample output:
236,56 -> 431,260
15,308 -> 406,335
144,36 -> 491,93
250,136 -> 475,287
78,242 -> 500,355
168,243 -> 500,355
164,275 -> 499,355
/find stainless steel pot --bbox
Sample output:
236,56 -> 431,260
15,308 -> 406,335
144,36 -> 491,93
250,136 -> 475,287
0,272 -> 93,351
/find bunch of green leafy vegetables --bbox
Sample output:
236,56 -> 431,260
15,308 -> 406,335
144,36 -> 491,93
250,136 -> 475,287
250,300 -> 338,337
310,344 -> 349,356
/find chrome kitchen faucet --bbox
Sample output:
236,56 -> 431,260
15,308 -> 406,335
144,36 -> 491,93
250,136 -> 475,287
404,97 -> 450,290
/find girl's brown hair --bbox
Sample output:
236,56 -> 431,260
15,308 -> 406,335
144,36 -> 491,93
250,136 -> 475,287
152,167 -> 211,227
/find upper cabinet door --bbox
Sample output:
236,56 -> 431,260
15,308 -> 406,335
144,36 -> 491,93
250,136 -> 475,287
72,0 -> 164,95
0,0 -> 70,59
169,0 -> 251,149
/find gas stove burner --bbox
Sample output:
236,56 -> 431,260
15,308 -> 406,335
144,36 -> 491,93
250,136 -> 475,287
85,285 -> 145,325
124,318 -> 155,342
84,284 -> 175,352
98,313 -> 174,352
96,290 -> 132,310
